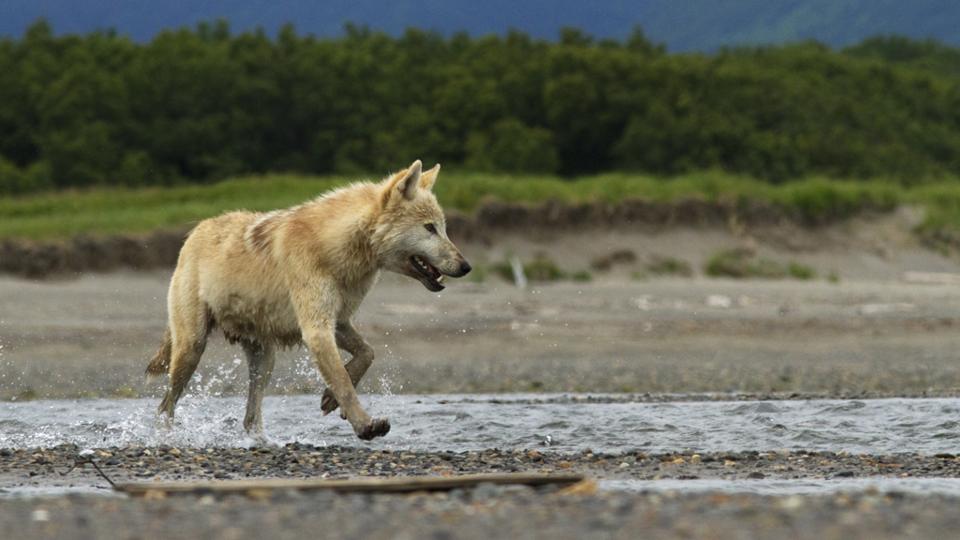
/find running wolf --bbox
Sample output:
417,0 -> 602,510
146,160 -> 471,440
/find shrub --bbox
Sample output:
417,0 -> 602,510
570,270 -> 593,282
787,262 -> 816,280
524,254 -> 566,281
705,248 -> 816,280
489,254 -> 568,284
645,255 -> 693,277
0,158 -> 24,194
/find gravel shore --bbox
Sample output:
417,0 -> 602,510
3,445 -> 960,539
3,445 -> 959,491
7,488 -> 960,540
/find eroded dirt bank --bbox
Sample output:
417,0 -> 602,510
0,198 -> 909,278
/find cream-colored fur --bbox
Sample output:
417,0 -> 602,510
147,160 -> 470,440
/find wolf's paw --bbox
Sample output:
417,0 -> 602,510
355,418 -> 391,440
247,433 -> 278,448
320,388 -> 339,416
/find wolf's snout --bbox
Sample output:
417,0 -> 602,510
456,260 -> 472,277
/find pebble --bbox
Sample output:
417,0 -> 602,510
2,445 -> 956,487
3,489 -> 959,540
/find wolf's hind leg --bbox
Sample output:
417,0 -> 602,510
242,340 -> 276,435
321,321 -> 375,416
158,308 -> 212,424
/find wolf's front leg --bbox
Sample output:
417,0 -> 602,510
322,320 -> 375,416
302,325 -> 390,440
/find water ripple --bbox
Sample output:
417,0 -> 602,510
0,395 -> 957,454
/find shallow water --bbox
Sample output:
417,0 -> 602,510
0,486 -> 122,499
5,480 -> 960,499
0,394 -> 957,454
601,477 -> 960,496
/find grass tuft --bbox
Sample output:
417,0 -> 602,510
705,248 -> 816,280
645,256 -> 694,277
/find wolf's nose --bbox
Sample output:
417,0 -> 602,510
459,260 -> 472,276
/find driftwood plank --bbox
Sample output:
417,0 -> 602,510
115,473 -> 586,497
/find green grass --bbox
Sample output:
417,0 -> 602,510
570,270 -> 593,282
3,170 -> 960,240
523,255 -> 566,282
907,184 -> 960,239
787,262 -> 817,280
705,248 -> 817,280
645,256 -> 694,277
0,175 -> 349,240
487,255 -> 593,284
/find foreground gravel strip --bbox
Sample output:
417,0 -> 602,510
3,445 -> 959,489
4,488 -> 960,540
4,446 -> 959,539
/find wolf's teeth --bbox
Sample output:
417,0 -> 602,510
437,275 -> 444,283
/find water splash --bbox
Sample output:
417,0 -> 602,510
0,395 -> 958,455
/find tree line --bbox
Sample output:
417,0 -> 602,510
1,20 -> 959,194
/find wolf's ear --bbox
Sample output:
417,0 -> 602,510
419,163 -> 440,191
386,160 -> 422,202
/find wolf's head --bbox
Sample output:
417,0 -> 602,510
373,160 -> 471,291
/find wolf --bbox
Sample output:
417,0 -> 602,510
145,160 -> 470,440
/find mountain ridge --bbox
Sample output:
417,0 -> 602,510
1,0 -> 958,51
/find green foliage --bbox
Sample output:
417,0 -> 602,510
787,262 -> 817,280
488,254 -> 569,284
0,158 -> 24,194
705,248 -> 816,280
2,22 -> 960,193
488,261 -> 515,283
524,255 -> 566,282
466,119 -> 559,173
845,36 -> 960,77
570,270 -> 593,282
645,256 -> 693,277
0,158 -> 52,194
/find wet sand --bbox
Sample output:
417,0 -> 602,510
2,272 -> 960,399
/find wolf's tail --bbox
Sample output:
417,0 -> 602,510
146,328 -> 172,377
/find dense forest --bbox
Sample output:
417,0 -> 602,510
1,20 -> 960,194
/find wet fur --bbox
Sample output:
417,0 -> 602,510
146,160 -> 468,440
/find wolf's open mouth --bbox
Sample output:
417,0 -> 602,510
410,255 -> 445,291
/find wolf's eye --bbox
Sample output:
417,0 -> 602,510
424,223 -> 438,235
